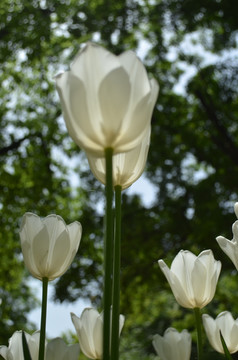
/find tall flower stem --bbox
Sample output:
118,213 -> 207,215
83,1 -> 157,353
38,277 -> 48,360
103,147 -> 114,360
194,307 -> 203,360
111,185 -> 122,360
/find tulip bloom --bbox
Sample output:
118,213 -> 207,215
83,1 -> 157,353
86,125 -> 151,189
55,42 -> 159,156
20,212 -> 82,281
152,328 -> 191,360
71,308 -> 125,359
158,250 -> 221,309
216,203 -> 238,270
46,337 -> 80,360
203,311 -> 238,354
0,331 -> 41,360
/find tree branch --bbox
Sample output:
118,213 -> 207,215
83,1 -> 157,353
0,132 -> 41,156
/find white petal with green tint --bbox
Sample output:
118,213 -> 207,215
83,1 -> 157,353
19,213 -> 82,281
55,42 -> 158,156
158,249 -> 221,309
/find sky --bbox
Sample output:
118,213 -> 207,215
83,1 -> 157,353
28,175 -> 156,338
28,279 -> 91,338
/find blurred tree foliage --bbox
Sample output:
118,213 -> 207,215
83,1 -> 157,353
0,0 -> 238,358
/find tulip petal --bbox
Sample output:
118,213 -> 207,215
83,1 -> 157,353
20,213 -> 43,243
158,259 -> 192,308
71,43 -> 121,90
47,230 -> 70,279
68,73 -> 101,140
8,332 -> 24,360
216,235 -> 238,270
67,221 -> 82,242
71,309 -> 99,359
232,221 -> 238,239
56,72 -> 102,155
114,92 -> 154,152
98,67 -> 131,146
203,314 -> 222,353
234,202 -> 238,218
32,226 -> 50,277
43,215 -> 67,241
229,323 -> 238,352
119,50 -> 151,101
93,314 -> 103,359
119,314 -> 125,334
61,222 -> 82,269
27,332 -> 41,360
0,346 -> 8,359
170,251 -> 196,301
46,338 -> 80,360
152,334 -> 165,359
71,313 -> 94,358
191,258 -> 207,306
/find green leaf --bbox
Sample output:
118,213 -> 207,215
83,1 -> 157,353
22,332 -> 32,360
220,331 -> 233,360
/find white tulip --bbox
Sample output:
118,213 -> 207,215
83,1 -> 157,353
216,202 -> 238,270
0,332 -> 80,360
19,212 -> 82,281
86,125 -> 151,189
0,331 -> 41,360
55,42 -> 158,156
203,311 -> 238,354
46,337 -> 80,360
158,249 -> 221,309
152,328 -> 191,360
71,308 -> 125,359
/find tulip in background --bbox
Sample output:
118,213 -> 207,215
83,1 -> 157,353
86,125 -> 151,189
216,202 -> 238,270
203,311 -> 238,354
152,328 -> 192,360
71,307 -> 125,359
0,331 -> 41,360
0,331 -> 80,360
55,42 -> 159,157
19,212 -> 82,281
45,337 -> 80,360
158,249 -> 221,309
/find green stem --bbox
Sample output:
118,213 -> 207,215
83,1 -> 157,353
194,307 -> 203,360
103,147 -> 114,360
38,277 -> 48,360
111,185 -> 122,360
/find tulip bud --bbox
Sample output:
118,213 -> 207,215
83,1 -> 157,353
71,308 -> 125,359
86,125 -> 151,189
0,331 -> 41,360
55,42 -> 158,157
152,328 -> 191,360
19,212 -> 82,281
203,311 -> 238,354
158,249 -> 221,309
